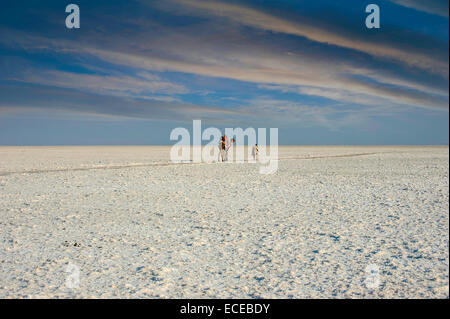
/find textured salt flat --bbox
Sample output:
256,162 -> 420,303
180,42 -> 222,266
0,146 -> 448,298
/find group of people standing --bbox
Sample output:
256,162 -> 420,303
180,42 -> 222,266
218,135 -> 258,162
218,135 -> 235,162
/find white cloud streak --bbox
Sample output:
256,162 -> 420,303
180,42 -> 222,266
389,0 -> 449,18
168,0 -> 448,73
1,29 -> 447,111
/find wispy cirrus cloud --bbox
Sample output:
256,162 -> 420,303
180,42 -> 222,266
80,40 -> 449,110
0,84 -> 241,122
237,97 -> 408,130
389,0 -> 449,18
161,0 -> 448,74
14,68 -> 188,99
1,23 -> 448,111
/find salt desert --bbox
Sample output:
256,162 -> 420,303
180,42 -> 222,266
0,146 -> 448,298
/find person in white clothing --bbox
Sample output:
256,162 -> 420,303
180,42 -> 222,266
251,144 -> 258,161
218,135 -> 227,162
225,137 -> 235,161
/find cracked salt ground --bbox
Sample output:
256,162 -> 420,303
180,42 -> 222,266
0,146 -> 448,298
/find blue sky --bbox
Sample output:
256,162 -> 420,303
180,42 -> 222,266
0,0 -> 448,145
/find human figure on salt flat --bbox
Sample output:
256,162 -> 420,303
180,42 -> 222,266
252,144 -> 258,161
218,135 -> 227,162
224,137 -> 235,161
218,135 -> 235,162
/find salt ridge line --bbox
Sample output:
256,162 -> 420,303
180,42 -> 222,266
0,151 -> 399,176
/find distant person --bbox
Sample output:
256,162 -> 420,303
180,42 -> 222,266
225,137 -> 235,161
218,135 -> 227,162
252,144 -> 258,161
